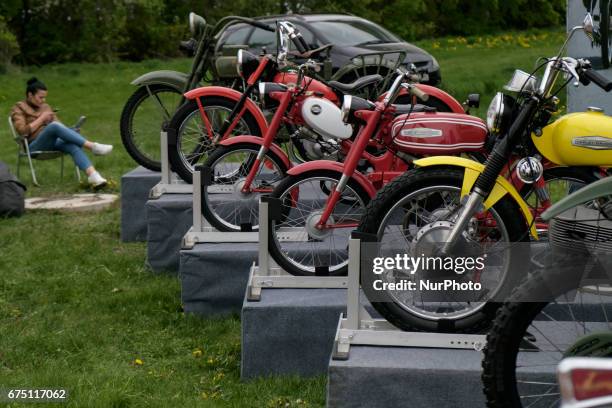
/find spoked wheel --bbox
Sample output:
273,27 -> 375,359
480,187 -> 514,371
482,264 -> 612,407
201,143 -> 288,232
357,167 -> 530,332
521,167 -> 599,237
120,84 -> 183,171
167,97 -> 263,183
268,170 -> 371,276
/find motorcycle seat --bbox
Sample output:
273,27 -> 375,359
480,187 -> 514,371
328,74 -> 383,93
392,104 -> 434,114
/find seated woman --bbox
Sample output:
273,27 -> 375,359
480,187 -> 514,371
10,77 -> 113,187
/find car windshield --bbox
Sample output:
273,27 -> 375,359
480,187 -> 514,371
310,20 -> 400,47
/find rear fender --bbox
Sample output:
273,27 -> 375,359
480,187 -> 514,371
130,70 -> 189,91
184,86 -> 269,134
218,136 -> 290,170
379,85 -> 465,114
413,156 -> 538,239
286,160 -> 377,198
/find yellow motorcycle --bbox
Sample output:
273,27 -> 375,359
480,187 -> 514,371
357,14 -> 612,332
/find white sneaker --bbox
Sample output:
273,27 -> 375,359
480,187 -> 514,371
88,171 -> 107,188
92,143 -> 113,156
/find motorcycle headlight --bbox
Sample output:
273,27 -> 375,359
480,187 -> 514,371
341,95 -> 352,123
236,49 -> 260,79
486,92 -> 505,134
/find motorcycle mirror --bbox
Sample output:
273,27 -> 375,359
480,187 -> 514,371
583,13 -> 594,37
189,12 -> 206,36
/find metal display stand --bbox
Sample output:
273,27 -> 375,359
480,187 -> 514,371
246,197 -> 349,301
149,130 -> 192,198
332,234 -> 486,360
182,166 -> 259,249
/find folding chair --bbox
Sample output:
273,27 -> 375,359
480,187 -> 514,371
8,116 -> 81,186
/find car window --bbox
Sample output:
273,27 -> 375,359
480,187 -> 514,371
310,20 -> 400,47
249,27 -> 276,52
218,25 -> 251,49
294,24 -> 318,48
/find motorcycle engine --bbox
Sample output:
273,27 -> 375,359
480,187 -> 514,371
293,126 -> 340,161
301,97 -> 353,140
549,200 -> 612,254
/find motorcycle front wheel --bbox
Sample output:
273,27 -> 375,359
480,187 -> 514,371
482,264 -> 612,407
201,143 -> 289,232
267,170 -> 371,276
167,96 -> 263,183
357,167 -> 530,332
120,84 -> 183,171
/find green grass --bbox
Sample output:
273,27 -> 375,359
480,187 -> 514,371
0,28 -> 565,407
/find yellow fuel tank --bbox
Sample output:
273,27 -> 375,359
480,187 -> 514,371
532,110 -> 612,166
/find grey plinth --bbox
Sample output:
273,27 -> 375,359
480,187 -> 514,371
241,288 -> 347,379
327,346 -> 485,408
145,194 -> 193,273
180,242 -> 259,316
120,167 -> 161,242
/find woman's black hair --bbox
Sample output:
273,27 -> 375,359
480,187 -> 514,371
26,77 -> 47,96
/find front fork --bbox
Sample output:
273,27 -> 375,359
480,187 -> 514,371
241,90 -> 293,192
441,97 -> 540,254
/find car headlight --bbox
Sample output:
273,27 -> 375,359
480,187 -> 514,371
341,95 -> 352,123
486,92 -> 505,133
431,56 -> 440,71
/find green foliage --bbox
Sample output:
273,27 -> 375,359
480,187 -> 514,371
0,0 -> 567,65
0,16 -> 19,72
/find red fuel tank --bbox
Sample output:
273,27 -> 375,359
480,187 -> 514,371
390,112 -> 487,155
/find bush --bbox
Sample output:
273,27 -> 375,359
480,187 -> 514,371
0,0 -> 567,66
0,16 -> 18,72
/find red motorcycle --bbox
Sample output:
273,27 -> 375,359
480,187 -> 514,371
265,70 -> 487,276
167,21 -> 464,183
199,56 -> 470,233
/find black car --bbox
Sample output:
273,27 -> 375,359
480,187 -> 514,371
214,13 -> 441,86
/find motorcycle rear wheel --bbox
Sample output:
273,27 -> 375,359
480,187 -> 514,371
120,84 -> 183,171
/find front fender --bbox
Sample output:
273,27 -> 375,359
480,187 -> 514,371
287,160 -> 378,198
130,70 -> 189,91
184,86 -> 268,134
541,176 -> 611,221
219,136 -> 290,170
413,156 -> 538,239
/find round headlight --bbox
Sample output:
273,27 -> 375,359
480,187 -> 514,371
486,92 -> 505,133
341,95 -> 352,123
236,49 -> 260,80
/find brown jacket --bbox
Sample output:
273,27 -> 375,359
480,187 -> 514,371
10,101 -> 58,142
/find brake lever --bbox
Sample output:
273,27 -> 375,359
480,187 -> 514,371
561,57 -> 580,85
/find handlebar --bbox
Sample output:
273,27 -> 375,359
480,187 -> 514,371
410,86 -> 429,101
582,69 -> 612,92
251,20 -> 275,32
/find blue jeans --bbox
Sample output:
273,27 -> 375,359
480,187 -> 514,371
29,122 -> 92,171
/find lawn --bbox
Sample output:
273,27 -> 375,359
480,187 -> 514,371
0,28 -> 566,407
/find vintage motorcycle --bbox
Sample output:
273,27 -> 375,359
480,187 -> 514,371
260,69 -> 483,276
482,175 -> 612,407
355,14 -> 612,333
167,21 -> 462,183
120,12 -> 275,171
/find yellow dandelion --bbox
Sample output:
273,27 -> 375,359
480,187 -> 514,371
134,358 -> 144,366
192,348 -> 203,358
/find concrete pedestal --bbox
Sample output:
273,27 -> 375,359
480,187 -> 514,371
120,167 -> 160,242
